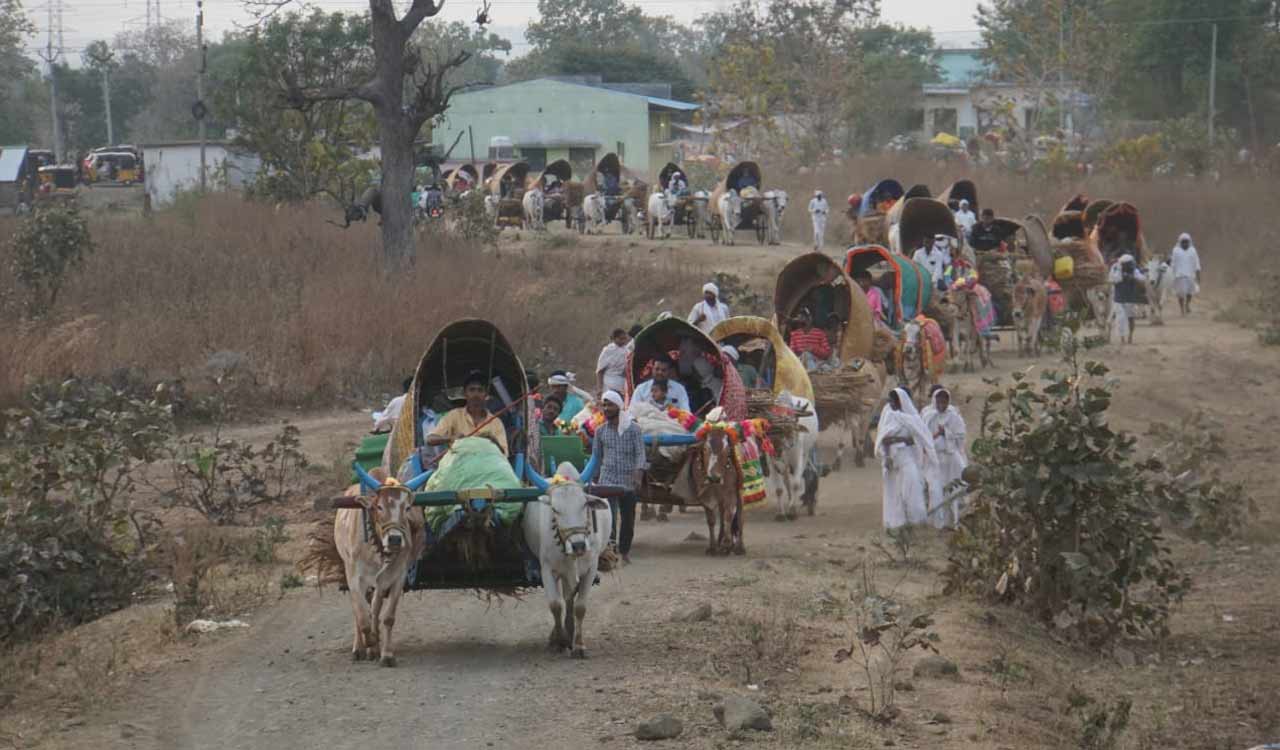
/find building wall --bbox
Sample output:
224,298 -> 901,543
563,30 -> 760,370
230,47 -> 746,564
143,145 -> 261,206
435,80 -> 656,180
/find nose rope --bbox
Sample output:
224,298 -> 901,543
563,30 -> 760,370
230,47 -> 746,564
550,505 -> 596,549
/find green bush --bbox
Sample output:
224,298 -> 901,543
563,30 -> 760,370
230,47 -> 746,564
5,205 -> 94,315
0,380 -> 173,642
1148,412 -> 1256,542
943,328 -> 1191,644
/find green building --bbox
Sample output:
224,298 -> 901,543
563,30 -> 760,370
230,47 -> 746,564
434,78 -> 700,182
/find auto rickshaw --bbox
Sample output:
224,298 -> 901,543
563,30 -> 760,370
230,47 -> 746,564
36,165 -> 79,203
87,151 -> 140,184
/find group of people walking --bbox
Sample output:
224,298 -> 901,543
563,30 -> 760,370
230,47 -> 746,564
875,385 -> 968,531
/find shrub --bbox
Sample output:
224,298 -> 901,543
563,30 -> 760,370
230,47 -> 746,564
0,380 -> 171,642
943,328 -> 1191,644
712,272 -> 771,318
5,205 -> 94,315
1148,411 -> 1256,542
450,189 -> 499,245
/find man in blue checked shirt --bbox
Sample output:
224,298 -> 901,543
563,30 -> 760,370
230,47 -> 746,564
593,391 -> 646,565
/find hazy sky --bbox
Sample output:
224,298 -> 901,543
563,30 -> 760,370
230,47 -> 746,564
30,0 -> 983,64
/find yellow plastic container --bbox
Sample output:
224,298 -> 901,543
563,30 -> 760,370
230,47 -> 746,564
1054,255 -> 1075,281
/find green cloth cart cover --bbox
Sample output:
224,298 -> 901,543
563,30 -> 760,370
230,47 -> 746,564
423,437 -> 526,534
352,433 -> 390,483
540,435 -> 589,474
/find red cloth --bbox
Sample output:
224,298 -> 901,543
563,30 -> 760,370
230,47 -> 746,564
788,328 -> 832,359
719,353 -> 747,421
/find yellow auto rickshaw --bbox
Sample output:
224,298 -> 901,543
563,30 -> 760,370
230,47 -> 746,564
87,151 -> 139,184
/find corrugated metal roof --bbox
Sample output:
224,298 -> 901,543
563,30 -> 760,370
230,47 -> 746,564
0,145 -> 28,183
456,78 -> 700,111
644,95 -> 700,112
934,49 -> 987,85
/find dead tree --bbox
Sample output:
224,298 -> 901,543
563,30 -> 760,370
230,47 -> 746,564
261,0 -> 484,266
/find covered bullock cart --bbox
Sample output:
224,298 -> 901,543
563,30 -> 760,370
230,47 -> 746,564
711,161 -> 769,244
444,164 -> 480,194
940,179 -> 978,213
488,161 -> 531,228
1049,197 -> 1113,322
852,178 -> 904,245
965,216 -> 1049,328
530,159 -> 582,229
584,153 -> 642,233
658,162 -> 703,238
321,320 -> 616,593
845,244 -> 933,330
892,196 -> 960,256
774,254 -> 883,467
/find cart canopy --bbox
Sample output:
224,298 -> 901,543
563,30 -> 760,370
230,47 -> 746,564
627,317 -> 742,417
845,244 -> 933,328
774,252 -> 873,361
897,197 -> 959,255
858,179 -> 904,218
710,316 -> 814,402
941,179 -> 978,213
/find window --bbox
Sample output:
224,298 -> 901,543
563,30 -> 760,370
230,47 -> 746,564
569,148 -> 596,179
520,147 -> 547,172
931,108 -> 958,136
616,141 -> 626,161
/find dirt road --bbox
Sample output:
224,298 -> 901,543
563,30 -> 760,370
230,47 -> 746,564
26,230 -> 1280,750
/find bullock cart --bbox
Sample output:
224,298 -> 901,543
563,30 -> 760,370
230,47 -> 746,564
444,164 -> 480,194
488,162 -> 531,229
710,161 -> 770,245
940,179 -> 978,214
774,253 -> 882,468
1049,197 -> 1116,325
658,162 -> 700,238
316,319 -> 620,593
844,244 -> 933,330
892,196 -> 960,256
584,153 -> 642,234
852,178 -> 904,245
530,159 -> 581,229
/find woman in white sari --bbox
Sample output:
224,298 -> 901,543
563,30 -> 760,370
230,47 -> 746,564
874,388 -> 936,529
922,387 -> 967,528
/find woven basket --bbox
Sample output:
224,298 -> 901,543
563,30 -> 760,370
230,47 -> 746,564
1054,239 -> 1105,289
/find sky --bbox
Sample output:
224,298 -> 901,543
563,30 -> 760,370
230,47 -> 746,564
26,0 -> 983,66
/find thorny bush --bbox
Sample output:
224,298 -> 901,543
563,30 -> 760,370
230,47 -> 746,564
943,328 -> 1192,644
0,380 -> 172,643
152,388 -> 309,525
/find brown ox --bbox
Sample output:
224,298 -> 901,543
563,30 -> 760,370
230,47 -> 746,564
324,470 -> 425,667
1012,275 -> 1048,357
689,426 -> 746,556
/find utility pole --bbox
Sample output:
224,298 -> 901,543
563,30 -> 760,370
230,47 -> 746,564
1058,0 -> 1067,132
88,48 -> 116,145
1208,23 -> 1218,150
195,0 -> 207,191
38,4 -> 64,163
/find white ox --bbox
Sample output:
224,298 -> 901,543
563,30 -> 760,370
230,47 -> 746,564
767,392 -> 819,521
582,193 -> 607,235
717,191 -> 743,246
521,464 -> 613,658
333,472 -> 425,667
646,190 -> 674,239
763,190 -> 789,245
1145,256 -> 1172,325
522,187 -> 545,230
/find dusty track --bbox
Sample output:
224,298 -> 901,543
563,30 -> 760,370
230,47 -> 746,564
29,229 -> 1280,750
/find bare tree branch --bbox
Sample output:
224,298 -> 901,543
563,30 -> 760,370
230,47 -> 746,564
408,48 -> 471,128
400,0 -> 445,37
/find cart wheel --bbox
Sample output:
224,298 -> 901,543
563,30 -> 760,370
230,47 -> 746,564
755,216 -> 767,245
686,213 -> 697,239
710,222 -> 721,244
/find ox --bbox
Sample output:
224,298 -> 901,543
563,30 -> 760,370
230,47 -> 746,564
522,464 -> 612,658
950,284 -> 994,371
333,471 -> 425,667
763,190 -> 789,245
646,190 -> 674,239
898,318 -> 942,407
1145,256 -> 1171,326
1012,275 -> 1048,357
717,191 -> 742,246
582,193 -> 607,235
767,392 -> 819,521
522,187 -> 545,230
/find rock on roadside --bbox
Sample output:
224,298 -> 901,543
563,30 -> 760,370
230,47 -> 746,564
635,714 -> 683,741
912,655 -> 959,680
673,603 -> 713,623
714,696 -> 773,732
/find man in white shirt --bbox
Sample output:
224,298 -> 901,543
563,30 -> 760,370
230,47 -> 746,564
808,190 -> 830,250
372,377 -> 413,432
913,235 -> 952,291
953,199 -> 976,240
1169,232 -> 1202,315
630,355 -> 690,412
687,282 -> 730,335
595,327 -> 631,395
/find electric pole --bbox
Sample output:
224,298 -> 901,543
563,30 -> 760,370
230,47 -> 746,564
88,47 -> 116,146
1208,23 -> 1218,150
38,3 -> 64,163
195,0 -> 207,191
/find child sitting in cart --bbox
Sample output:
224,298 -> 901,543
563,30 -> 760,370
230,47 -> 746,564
645,380 -> 669,409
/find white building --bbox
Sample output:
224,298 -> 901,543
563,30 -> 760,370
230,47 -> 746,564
141,141 -> 260,207
921,49 -> 1084,140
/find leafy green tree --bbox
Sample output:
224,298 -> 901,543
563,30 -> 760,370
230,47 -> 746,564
0,0 -> 34,142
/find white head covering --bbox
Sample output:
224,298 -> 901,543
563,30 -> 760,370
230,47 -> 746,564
875,388 -> 937,466
548,373 -> 573,386
601,390 -> 633,433
721,345 -> 740,362
705,406 -> 726,422
959,199 -> 969,209
702,282 -> 719,298
1174,232 -> 1195,251
1118,253 -> 1135,264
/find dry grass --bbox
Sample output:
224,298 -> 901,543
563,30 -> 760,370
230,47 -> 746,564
0,196 -> 700,406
